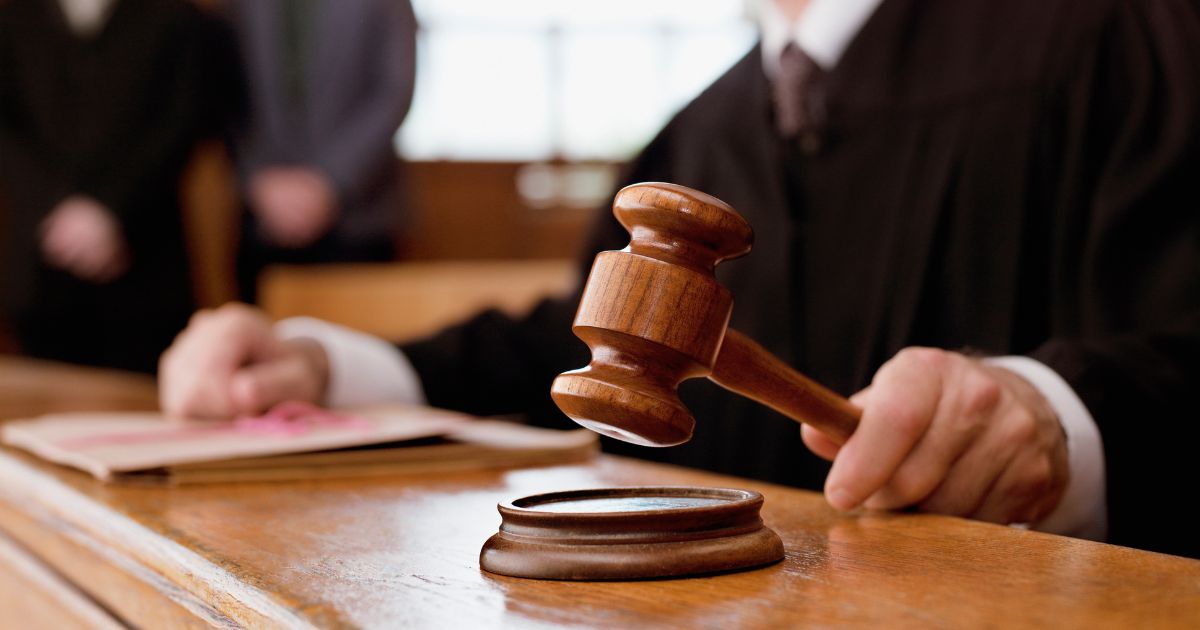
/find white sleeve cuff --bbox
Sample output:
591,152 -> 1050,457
274,317 -> 427,409
985,355 -> 1107,542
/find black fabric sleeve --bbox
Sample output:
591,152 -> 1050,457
1029,0 -> 1200,557
401,298 -> 586,424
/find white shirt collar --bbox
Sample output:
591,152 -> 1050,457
758,0 -> 885,76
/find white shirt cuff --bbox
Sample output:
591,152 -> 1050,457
985,355 -> 1107,542
274,317 -> 427,409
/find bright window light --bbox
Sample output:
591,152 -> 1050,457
398,0 -> 756,161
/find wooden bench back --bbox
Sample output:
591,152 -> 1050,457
258,259 -> 577,342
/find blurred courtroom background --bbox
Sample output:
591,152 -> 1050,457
396,0 -> 755,253
0,0 -> 756,364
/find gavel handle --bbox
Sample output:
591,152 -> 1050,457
709,329 -> 860,445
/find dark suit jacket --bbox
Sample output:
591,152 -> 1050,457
0,0 -> 205,372
228,0 -> 417,249
405,0 -> 1200,558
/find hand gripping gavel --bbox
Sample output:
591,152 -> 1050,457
552,182 -> 862,447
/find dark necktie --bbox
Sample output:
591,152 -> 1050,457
772,43 -> 826,151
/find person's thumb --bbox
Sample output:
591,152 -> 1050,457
229,356 -> 320,416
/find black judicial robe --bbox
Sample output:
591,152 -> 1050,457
0,0 -> 206,373
404,0 -> 1200,558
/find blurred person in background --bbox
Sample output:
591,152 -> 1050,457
225,0 -> 417,301
0,0 -> 209,373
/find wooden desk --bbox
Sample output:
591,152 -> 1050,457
0,356 -> 158,420
1,357 -> 1198,628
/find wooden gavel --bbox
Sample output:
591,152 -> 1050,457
551,182 -> 862,447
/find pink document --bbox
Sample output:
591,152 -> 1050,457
2,403 -> 598,483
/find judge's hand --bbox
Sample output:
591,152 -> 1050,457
40,196 -> 130,283
801,347 -> 1068,525
249,167 -> 338,249
159,303 -> 329,420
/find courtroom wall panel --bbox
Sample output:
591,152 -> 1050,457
403,161 -> 605,261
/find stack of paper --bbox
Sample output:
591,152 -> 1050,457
1,404 -> 598,484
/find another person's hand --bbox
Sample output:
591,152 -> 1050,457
249,167 -> 338,248
801,347 -> 1068,525
159,303 -> 330,419
40,196 -> 130,283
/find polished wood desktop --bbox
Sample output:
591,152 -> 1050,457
0,356 -> 1197,628
0,357 -> 159,420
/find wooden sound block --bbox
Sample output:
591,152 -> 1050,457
479,486 -> 784,580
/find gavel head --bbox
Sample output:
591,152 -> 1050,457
551,183 -> 753,447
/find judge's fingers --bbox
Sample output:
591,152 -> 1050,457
968,446 -> 1067,525
912,433 -> 1012,518
229,354 -> 319,416
800,424 -> 841,461
193,304 -> 281,367
915,396 -> 1040,517
159,304 -> 278,419
824,348 -> 944,511
803,383 -> 874,462
968,403 -> 1069,524
863,359 -> 998,510
160,350 -> 237,421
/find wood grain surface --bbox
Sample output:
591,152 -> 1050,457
0,531 -> 124,630
711,329 -> 860,444
0,356 -> 158,421
2,357 -> 1199,629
